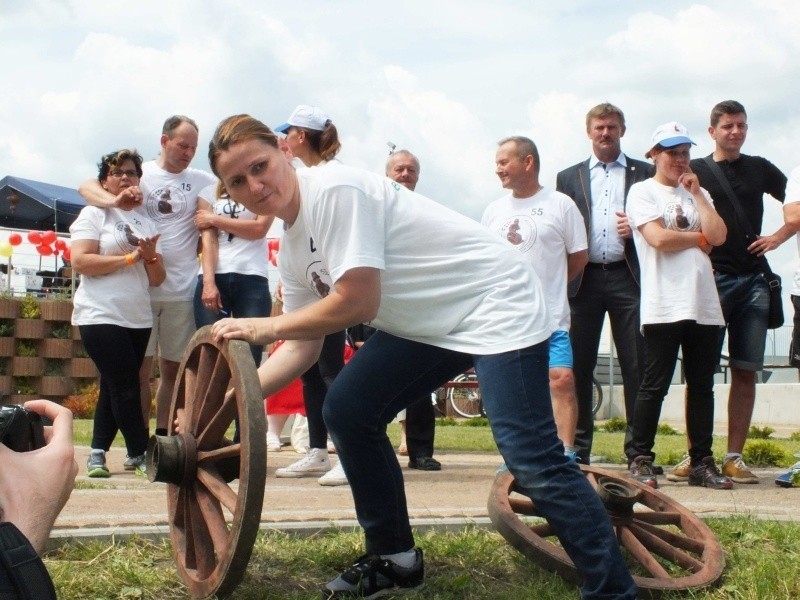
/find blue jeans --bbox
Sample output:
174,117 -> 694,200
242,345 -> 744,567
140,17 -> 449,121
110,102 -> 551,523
714,271 -> 769,371
194,273 -> 271,365
324,331 -> 636,599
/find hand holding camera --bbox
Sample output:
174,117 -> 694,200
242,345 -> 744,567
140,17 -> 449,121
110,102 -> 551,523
0,405 -> 46,452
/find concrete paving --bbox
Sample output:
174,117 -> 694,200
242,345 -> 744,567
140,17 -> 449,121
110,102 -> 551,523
49,445 -> 798,548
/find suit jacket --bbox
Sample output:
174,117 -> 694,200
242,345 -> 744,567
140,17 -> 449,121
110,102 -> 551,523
556,156 -> 654,297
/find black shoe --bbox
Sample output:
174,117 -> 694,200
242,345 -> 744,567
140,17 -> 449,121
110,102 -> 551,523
628,455 -> 658,489
688,456 -> 733,490
408,456 -> 441,471
321,548 -> 424,598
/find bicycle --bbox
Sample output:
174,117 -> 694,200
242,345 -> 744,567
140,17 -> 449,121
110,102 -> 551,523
436,371 -> 603,419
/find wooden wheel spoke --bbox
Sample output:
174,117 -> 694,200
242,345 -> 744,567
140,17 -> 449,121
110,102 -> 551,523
529,521 -> 554,538
194,482 -> 232,559
194,354 -> 233,434
197,463 -> 239,513
508,496 -> 537,516
633,519 -> 705,555
198,443 -> 241,463
628,523 -> 705,573
196,390 -> 238,448
186,482 -> 217,579
618,526 -> 671,579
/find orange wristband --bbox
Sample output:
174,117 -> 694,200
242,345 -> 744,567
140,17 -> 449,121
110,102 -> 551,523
698,233 -> 709,247
125,253 -> 136,265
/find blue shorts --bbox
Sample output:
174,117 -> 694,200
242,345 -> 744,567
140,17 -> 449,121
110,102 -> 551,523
714,271 -> 769,371
549,329 -> 574,369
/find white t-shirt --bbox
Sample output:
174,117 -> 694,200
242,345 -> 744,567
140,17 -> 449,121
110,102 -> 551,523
627,178 -> 724,328
138,161 -> 217,300
481,187 -> 587,330
786,165 -> 800,296
196,184 -> 269,278
280,163 -> 554,354
70,206 -> 160,328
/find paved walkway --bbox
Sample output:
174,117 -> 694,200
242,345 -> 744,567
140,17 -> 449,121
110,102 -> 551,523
50,446 -> 798,547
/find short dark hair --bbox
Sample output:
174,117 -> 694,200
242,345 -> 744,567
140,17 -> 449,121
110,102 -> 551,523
585,103 -> 626,130
162,115 -> 199,137
498,136 -> 540,173
97,149 -> 144,182
709,100 -> 746,127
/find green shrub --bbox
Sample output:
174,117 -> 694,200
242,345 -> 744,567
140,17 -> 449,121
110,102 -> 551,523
15,340 -> 37,357
50,323 -> 72,339
44,358 -> 65,376
602,417 -> 627,433
0,357 -> 7,375
789,431 -> 800,442
19,295 -> 40,319
748,425 -> 775,440
742,441 -> 786,467
656,423 -> 680,436
0,320 -> 13,337
13,376 -> 36,395
461,417 -> 489,427
436,417 -> 459,427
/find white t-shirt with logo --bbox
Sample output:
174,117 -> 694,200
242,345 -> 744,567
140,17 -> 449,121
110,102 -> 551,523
70,206 -> 161,328
138,161 -> 216,300
785,166 -> 800,296
627,178 -> 723,328
279,163 -> 553,354
196,184 -> 269,278
481,187 -> 587,330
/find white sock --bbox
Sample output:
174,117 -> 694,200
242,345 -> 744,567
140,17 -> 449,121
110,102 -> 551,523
725,453 -> 741,463
380,548 -> 416,569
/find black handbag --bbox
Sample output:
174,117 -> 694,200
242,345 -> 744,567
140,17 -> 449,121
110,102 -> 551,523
702,157 -> 784,329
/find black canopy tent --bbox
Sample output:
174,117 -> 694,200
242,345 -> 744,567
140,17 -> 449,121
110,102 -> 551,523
0,175 -> 87,233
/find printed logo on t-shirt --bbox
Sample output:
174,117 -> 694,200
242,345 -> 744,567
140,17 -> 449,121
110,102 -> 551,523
304,261 -> 333,298
113,217 -> 147,253
499,215 -> 537,253
145,186 -> 189,224
663,201 -> 700,232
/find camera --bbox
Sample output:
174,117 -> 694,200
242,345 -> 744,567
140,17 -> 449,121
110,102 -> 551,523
0,405 -> 45,452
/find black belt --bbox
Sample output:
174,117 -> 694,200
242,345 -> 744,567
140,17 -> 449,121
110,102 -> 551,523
586,261 -> 627,271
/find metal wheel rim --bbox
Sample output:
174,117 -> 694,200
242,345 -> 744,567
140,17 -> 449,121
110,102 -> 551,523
447,373 -> 483,418
487,465 -> 725,597
164,326 -> 266,599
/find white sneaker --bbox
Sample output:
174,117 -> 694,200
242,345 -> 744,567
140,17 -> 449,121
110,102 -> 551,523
275,447 -> 330,478
266,436 -> 282,453
318,460 -> 348,486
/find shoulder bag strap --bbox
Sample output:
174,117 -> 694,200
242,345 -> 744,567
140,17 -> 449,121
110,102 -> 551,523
0,522 -> 57,600
702,156 -> 772,275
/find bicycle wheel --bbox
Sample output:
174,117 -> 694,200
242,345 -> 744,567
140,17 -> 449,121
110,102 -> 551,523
448,373 -> 483,418
591,377 -> 603,417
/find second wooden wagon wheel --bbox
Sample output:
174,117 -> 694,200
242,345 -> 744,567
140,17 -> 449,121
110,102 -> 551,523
488,465 -> 725,598
146,326 -> 266,599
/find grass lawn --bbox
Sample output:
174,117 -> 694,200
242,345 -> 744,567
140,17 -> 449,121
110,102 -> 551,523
47,516 -> 800,599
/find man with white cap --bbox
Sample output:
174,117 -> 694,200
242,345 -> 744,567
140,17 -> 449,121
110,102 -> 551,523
624,121 -> 731,490
665,101 -> 788,485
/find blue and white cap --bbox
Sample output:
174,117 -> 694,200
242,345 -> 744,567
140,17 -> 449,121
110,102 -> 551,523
645,121 -> 695,158
274,105 -> 331,134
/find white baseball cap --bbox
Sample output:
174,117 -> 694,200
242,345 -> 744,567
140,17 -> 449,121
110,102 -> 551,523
645,121 -> 696,158
274,105 -> 331,133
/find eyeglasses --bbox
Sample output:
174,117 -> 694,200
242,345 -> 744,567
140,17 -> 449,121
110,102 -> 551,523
109,169 -> 139,178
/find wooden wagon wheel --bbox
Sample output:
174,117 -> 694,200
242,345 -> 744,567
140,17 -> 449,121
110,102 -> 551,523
488,465 -> 724,598
146,326 -> 266,599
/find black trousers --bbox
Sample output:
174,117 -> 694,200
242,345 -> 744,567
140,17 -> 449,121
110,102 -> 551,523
569,266 -> 644,463
405,395 -> 435,458
80,324 -> 151,457
301,330 -> 345,449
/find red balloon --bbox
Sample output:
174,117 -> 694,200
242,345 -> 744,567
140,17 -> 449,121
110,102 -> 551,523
8,233 -> 22,246
54,239 -> 67,251
36,244 -> 54,256
42,230 -> 57,245
27,231 -> 42,244
63,247 -> 71,261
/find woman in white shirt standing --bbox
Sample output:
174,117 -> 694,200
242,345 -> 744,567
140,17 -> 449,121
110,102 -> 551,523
71,149 -> 165,477
194,180 -> 273,365
625,123 -> 731,490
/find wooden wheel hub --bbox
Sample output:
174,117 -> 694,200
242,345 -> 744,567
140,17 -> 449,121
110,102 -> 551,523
147,433 -> 198,486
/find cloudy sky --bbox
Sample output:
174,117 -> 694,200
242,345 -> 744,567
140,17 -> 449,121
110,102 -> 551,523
2,0 -> 800,285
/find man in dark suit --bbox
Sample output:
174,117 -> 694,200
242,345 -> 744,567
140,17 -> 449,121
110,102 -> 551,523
556,103 -> 653,464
